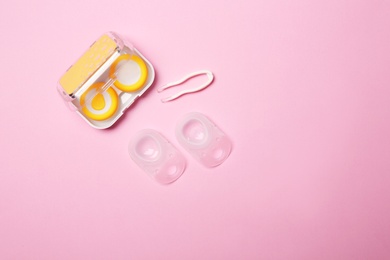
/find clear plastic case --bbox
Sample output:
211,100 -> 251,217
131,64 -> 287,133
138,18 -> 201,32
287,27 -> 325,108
176,112 -> 232,167
57,32 -> 155,129
128,129 -> 186,184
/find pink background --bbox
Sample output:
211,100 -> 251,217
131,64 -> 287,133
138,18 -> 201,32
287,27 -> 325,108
1,0 -> 390,259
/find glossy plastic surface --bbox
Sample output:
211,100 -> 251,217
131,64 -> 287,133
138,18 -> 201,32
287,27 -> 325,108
176,112 -> 232,167
129,129 -> 186,184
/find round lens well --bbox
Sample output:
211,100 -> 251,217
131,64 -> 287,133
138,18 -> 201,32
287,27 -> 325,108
135,136 -> 160,161
117,60 -> 141,85
182,119 -> 207,145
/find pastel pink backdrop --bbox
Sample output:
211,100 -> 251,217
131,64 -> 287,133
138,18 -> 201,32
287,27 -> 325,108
1,0 -> 389,259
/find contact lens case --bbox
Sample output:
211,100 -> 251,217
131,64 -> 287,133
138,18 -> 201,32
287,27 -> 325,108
176,112 -> 232,167
57,32 -> 155,129
129,129 -> 186,184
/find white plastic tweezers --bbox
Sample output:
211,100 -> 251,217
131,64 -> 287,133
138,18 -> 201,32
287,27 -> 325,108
157,70 -> 214,102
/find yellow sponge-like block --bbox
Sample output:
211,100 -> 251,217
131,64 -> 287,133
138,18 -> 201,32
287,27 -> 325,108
59,35 -> 117,95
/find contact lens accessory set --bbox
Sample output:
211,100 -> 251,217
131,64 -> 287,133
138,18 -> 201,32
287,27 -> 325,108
58,32 -> 232,184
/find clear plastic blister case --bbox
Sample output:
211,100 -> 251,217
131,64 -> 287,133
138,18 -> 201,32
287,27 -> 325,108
57,32 -> 155,129
128,129 -> 186,184
176,112 -> 232,167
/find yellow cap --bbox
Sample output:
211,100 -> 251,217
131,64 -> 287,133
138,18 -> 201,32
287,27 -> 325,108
80,82 -> 119,121
109,54 -> 148,92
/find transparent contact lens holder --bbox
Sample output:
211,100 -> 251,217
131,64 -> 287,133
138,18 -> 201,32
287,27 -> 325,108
176,112 -> 232,168
128,112 -> 232,184
129,129 -> 187,185
57,32 -> 155,129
